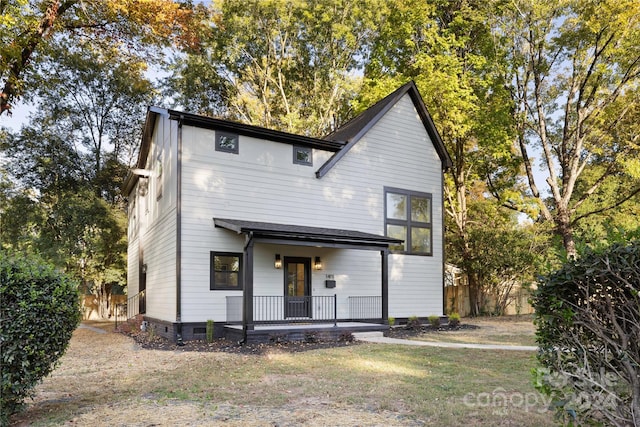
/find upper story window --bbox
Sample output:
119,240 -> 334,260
293,146 -> 312,166
385,187 -> 432,255
210,252 -> 243,290
215,131 -> 239,154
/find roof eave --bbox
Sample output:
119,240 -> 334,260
168,110 -> 343,152
123,107 -> 165,196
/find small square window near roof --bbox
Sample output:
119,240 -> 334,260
215,131 -> 239,154
293,146 -> 312,166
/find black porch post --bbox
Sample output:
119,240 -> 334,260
243,233 -> 255,341
381,248 -> 389,322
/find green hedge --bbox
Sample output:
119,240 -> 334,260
0,252 -> 81,424
532,241 -> 640,426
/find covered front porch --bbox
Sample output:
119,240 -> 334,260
214,218 -> 402,343
224,321 -> 388,343
223,294 -> 387,342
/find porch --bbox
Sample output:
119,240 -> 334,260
214,218 -> 402,343
224,321 -> 388,343
224,295 -> 387,343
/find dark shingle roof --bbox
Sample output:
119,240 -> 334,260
214,218 -> 402,249
323,84 -> 405,144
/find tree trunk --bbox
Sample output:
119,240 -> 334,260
556,210 -> 577,259
467,271 -> 481,316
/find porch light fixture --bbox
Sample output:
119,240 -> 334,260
274,254 -> 282,269
314,256 -> 323,270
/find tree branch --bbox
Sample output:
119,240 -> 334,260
1,0 -> 78,115
571,185 -> 640,226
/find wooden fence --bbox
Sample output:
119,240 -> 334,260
81,294 -> 127,320
444,284 -> 534,316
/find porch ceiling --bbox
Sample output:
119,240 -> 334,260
213,218 -> 402,250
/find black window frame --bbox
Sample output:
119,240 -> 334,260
215,131 -> 239,154
293,146 -> 313,166
210,252 -> 243,290
384,187 -> 433,256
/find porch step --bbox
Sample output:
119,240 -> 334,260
352,331 -> 384,340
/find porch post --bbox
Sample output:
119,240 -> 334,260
381,248 -> 389,322
243,233 -> 255,341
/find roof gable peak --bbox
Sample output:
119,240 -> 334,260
316,81 -> 452,178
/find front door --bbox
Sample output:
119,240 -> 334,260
284,257 -> 311,318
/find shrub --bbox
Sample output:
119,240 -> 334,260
387,316 -> 395,327
0,252 -> 81,424
448,313 -> 460,327
206,319 -> 214,343
304,331 -> 318,343
338,331 -> 354,343
428,315 -> 441,328
532,241 -> 640,426
406,315 -> 421,331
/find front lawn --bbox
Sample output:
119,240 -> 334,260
12,321 -> 554,426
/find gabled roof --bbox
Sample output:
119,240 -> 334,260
316,81 -> 452,178
214,218 -> 402,250
123,106 -> 345,195
124,81 -> 451,195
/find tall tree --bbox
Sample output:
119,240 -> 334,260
33,42 -> 155,201
0,0 -> 202,116
166,0 -> 384,136
1,42 -> 152,317
495,0 -> 640,258
361,0 -> 521,314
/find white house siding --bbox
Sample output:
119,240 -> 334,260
253,245 -> 381,320
127,238 -> 139,298
179,124 -> 382,323
142,211 -> 177,321
321,95 -> 444,317
126,113 -> 179,322
177,92 -> 443,322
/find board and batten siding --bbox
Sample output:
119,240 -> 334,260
127,238 -> 139,298
126,113 -> 179,322
177,92 -> 444,322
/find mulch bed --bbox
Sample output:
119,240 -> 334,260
121,322 -> 479,355
386,323 -> 479,339
124,329 -> 360,355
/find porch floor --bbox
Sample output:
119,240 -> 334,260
223,322 -> 388,343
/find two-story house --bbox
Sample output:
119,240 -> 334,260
124,81 -> 452,343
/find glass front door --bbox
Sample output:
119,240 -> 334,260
284,257 -> 311,318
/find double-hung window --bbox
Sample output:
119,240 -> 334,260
210,252 -> 243,290
385,187 -> 432,255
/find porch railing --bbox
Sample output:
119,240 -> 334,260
226,295 -> 382,324
226,295 -> 337,325
348,296 -> 382,320
126,290 -> 146,320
